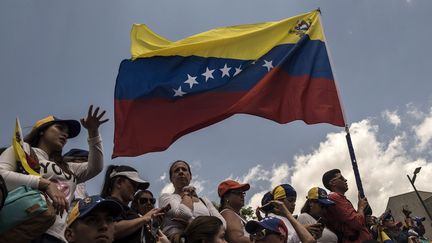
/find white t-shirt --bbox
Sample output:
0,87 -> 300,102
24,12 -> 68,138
269,213 -> 300,243
297,213 -> 338,243
159,193 -> 226,239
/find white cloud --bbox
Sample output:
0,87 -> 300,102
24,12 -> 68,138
161,183 -> 174,194
159,172 -> 166,181
240,165 -> 271,183
239,105 -> 432,216
382,110 -> 401,127
165,105 -> 432,218
413,109 -> 432,150
249,191 -> 267,209
406,103 -> 424,119
270,164 -> 290,189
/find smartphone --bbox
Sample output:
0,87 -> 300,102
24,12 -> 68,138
150,219 -> 160,239
259,202 -> 274,213
162,204 -> 171,213
316,217 -> 325,227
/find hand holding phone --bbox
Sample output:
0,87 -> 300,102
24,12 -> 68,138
259,202 -> 275,213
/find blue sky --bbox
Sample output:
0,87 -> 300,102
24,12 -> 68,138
1,0 -> 432,215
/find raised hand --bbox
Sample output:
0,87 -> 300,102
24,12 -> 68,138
80,105 -> 109,138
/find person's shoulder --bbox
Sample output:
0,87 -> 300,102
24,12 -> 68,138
299,213 -> 318,225
328,191 -> 344,200
159,193 -> 179,201
221,208 -> 236,217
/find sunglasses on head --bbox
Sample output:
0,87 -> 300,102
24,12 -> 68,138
138,197 -> 156,205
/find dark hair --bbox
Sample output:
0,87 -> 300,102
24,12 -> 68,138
322,169 -> 340,190
219,194 -> 228,212
100,165 -> 138,198
0,175 -> 8,210
131,190 -> 154,210
169,160 -> 192,180
184,216 -> 223,243
300,199 -> 323,214
0,147 -> 7,156
24,122 -> 73,175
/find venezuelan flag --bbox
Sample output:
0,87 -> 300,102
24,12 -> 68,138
113,10 -> 345,157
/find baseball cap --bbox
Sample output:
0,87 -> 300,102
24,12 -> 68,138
272,184 -> 296,200
306,187 -> 335,206
67,195 -> 122,226
246,217 -> 288,241
64,149 -> 89,158
33,115 -> 81,138
261,191 -> 273,206
218,180 -> 250,197
110,170 -> 150,190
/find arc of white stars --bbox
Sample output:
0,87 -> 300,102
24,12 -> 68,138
263,60 -> 274,72
220,64 -> 231,78
202,67 -> 215,82
234,65 -> 242,76
184,74 -> 199,88
173,86 -> 186,97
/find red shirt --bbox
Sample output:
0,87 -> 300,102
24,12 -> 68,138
324,192 -> 372,243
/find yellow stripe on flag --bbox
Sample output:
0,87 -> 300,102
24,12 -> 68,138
131,10 -> 325,60
13,118 -> 40,176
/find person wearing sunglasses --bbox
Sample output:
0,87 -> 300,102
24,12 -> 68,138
218,179 -> 251,243
131,190 -> 165,243
132,190 -> 157,216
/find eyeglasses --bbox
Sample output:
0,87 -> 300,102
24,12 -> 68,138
138,197 -> 156,205
230,190 -> 246,196
330,175 -> 346,183
249,229 -> 279,241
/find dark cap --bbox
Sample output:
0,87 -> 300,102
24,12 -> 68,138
33,115 -> 81,138
246,217 -> 288,241
67,195 -> 122,226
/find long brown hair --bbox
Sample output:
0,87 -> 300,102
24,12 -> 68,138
24,122 -> 73,175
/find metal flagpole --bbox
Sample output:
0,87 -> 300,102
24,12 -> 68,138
317,9 -> 372,214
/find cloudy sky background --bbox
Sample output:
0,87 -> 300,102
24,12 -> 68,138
1,0 -> 432,216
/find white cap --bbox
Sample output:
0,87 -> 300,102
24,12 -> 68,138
110,170 -> 150,190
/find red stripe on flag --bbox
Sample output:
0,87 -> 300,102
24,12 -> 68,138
113,68 -> 344,157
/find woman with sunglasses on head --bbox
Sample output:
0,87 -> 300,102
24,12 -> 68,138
100,165 -> 167,243
159,160 -> 226,243
218,180 -> 252,243
0,105 -> 107,243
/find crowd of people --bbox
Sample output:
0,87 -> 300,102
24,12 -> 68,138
0,106 -> 430,243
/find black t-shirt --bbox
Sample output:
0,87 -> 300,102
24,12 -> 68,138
108,196 -> 142,243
